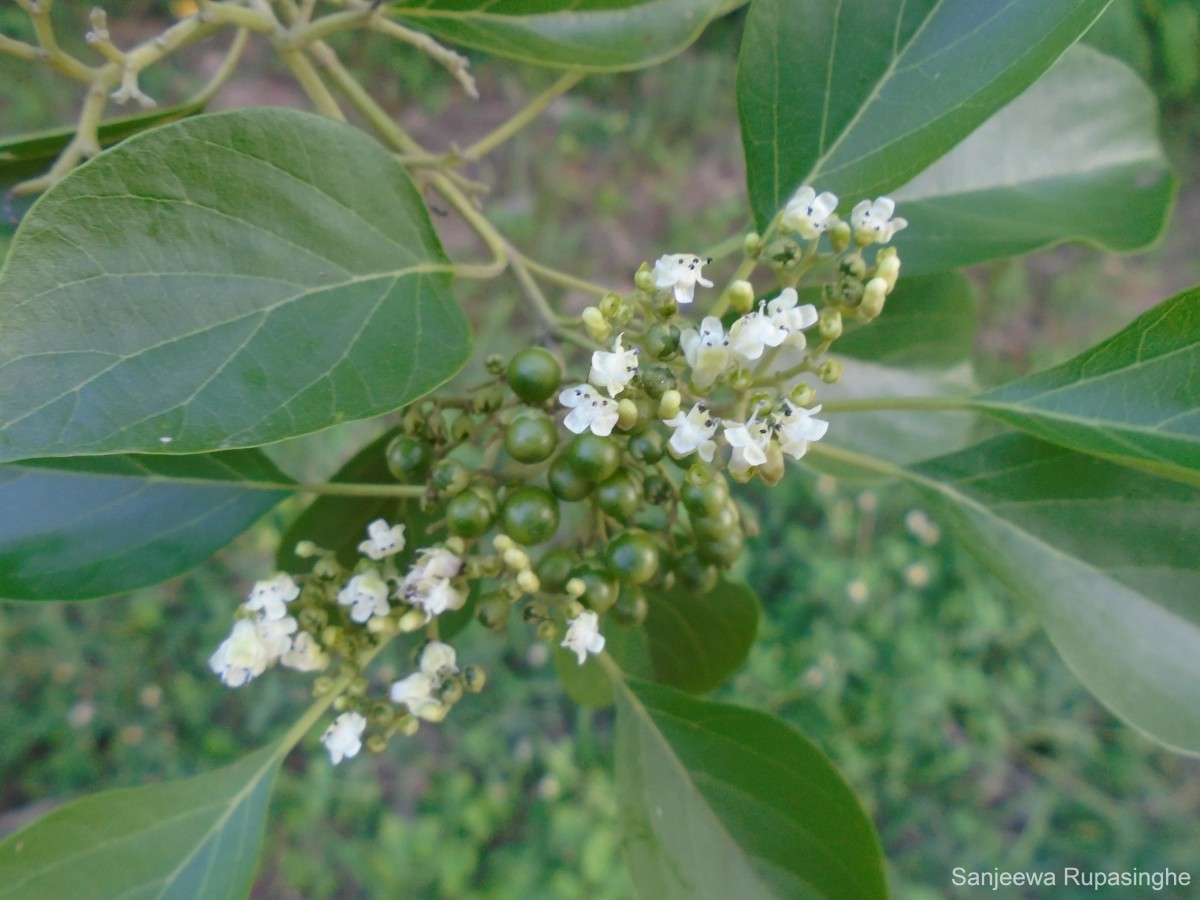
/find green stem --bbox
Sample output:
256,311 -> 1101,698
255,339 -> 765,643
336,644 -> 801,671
818,395 -> 971,414
281,47 -> 346,119
462,71 -> 584,160
804,441 -> 905,479
507,248 -> 599,351
516,251 -> 608,299
194,27 -> 250,105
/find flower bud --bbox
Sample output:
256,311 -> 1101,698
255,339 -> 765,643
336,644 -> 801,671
860,277 -> 888,321
829,221 -> 852,254
565,577 -> 587,598
757,443 -> 786,486
445,536 -> 466,555
517,569 -> 541,593
841,253 -> 866,279
426,410 -> 448,445
658,389 -> 682,420
398,608 -> 427,632
450,414 -> 474,443
504,547 -> 530,571
472,385 -> 504,414
818,359 -> 843,384
485,353 -> 506,375
617,398 -> 639,430
441,680 -> 464,706
819,308 -> 843,341
634,265 -> 655,294
463,665 -> 487,693
727,279 -> 756,314
645,323 -> 681,360
295,540 -> 319,558
314,557 -> 341,580
743,231 -> 763,258
729,368 -> 753,391
399,715 -> 421,736
582,307 -> 611,342
875,251 -> 901,292
493,534 -> 515,553
650,292 -> 679,320
366,734 -> 388,755
535,620 -> 559,642
599,291 -> 622,318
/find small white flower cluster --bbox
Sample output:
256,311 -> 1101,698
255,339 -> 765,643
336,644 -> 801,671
651,253 -> 714,305
558,333 -> 640,437
321,712 -> 366,765
666,399 -> 828,479
679,287 -> 818,389
781,185 -> 907,246
209,573 -> 329,688
389,640 -> 459,723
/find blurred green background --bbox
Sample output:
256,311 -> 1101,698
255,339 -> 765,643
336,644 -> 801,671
2,2 -> 1199,897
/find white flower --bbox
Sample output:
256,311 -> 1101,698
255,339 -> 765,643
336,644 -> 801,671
244,573 -> 300,622
338,569 -> 390,623
776,402 -> 829,460
258,615 -> 298,661
724,415 -> 773,478
209,620 -> 270,688
589,333 -> 640,397
561,610 -> 605,665
419,640 -> 459,680
679,316 -> 731,389
559,384 -> 620,436
398,547 -> 464,620
321,712 -> 366,765
765,288 -> 818,349
390,672 -> 447,721
281,631 -> 330,672
651,253 -> 714,305
850,197 -> 908,244
358,518 -> 406,561
781,186 -> 839,239
664,402 -> 719,462
728,304 -> 787,361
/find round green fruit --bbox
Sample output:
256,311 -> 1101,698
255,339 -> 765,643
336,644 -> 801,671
501,486 -> 560,545
446,488 -> 495,538
673,551 -> 718,594
681,477 -> 730,518
697,529 -> 744,567
565,433 -> 621,483
596,471 -> 640,522
605,531 -> 661,585
536,548 -> 577,592
612,586 -> 649,627
507,348 -> 562,404
628,429 -> 665,465
386,434 -> 432,483
504,413 -> 558,464
548,455 -> 593,501
570,564 -> 619,614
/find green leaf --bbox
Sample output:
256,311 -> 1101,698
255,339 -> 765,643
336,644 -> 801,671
0,100 -> 206,191
613,676 -> 888,899
908,434 -> 1200,754
0,742 -> 283,899
836,272 -> 976,367
892,46 -> 1175,276
737,0 -> 1110,229
642,579 -> 760,692
0,108 -> 470,464
972,287 -> 1200,486
390,0 -> 740,71
0,451 -> 290,601
554,645 -> 615,707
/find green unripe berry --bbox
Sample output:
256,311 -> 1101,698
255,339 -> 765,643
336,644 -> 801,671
548,455 -> 593,501
645,323 -> 681,360
431,459 -> 471,497
596,471 -> 641,522
536,548 -> 577,592
639,364 -> 678,400
605,531 -> 661,585
501,486 -> 560,545
651,292 -> 679,319
507,348 -> 562,404
504,413 -> 558,464
472,385 -> 505,414
681,476 -> 730,518
564,433 -> 621,483
477,592 -> 511,629
569,563 -> 619,614
613,586 -> 649,627
819,359 -> 844,384
446,488 -> 495,538
643,474 -> 672,506
692,505 -> 739,542
674,551 -> 718,594
386,434 -> 432,483
628,429 -> 665,465
697,529 -> 745,567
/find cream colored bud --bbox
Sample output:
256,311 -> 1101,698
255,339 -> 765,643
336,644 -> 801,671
658,389 -> 682,420
582,307 -> 612,342
829,221 -> 852,254
818,308 -> 843,341
445,536 -> 466,556
617,398 -> 639,430
565,598 -> 585,618
517,569 -> 541,594
860,277 -> 888,321
599,292 -> 622,317
399,716 -> 421,736
875,253 -> 901,292
728,279 -> 756,314
420,703 -> 449,723
504,547 -> 530,571
398,608 -> 427,632
566,577 -> 587,598
818,359 -> 844,384
743,231 -> 763,257
493,534 -> 515,552
294,540 -> 319,558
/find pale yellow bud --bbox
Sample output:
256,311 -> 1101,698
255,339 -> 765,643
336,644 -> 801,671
728,279 -> 756,314
658,389 -> 682,420
582,307 -> 612,342
875,253 -> 901,292
617,398 -> 639,430
860,277 -> 888,321
504,547 -> 531,571
566,577 -> 587,598
493,534 -> 516,552
398,609 -> 427,632
517,569 -> 541,594
444,536 -> 466,555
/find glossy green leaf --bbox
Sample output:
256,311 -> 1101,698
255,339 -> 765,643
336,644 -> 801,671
390,0 -> 740,71
554,645 -> 615,707
642,578 -> 760,692
613,676 -> 888,899
0,742 -> 283,899
907,434 -> 1200,754
972,287 -> 1200,486
0,108 -> 470,464
892,46 -> 1174,276
737,0 -> 1110,229
0,451 -> 291,601
836,272 -> 976,367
